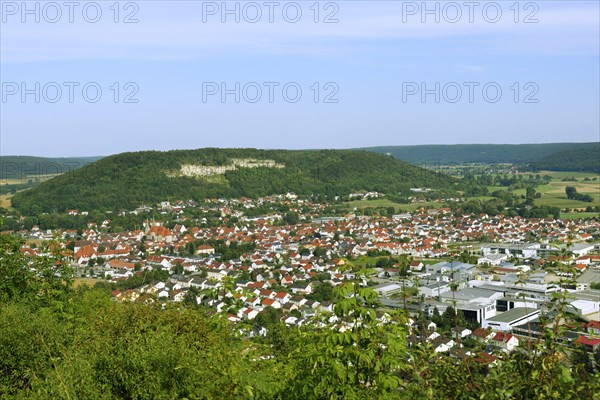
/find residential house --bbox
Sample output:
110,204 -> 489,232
492,332 -> 519,352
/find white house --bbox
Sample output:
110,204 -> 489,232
492,332 -> 519,352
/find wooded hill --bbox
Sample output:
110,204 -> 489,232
0,156 -> 102,179
11,148 -> 458,213
527,146 -> 600,173
362,143 -> 595,165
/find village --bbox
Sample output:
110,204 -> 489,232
11,193 -> 600,361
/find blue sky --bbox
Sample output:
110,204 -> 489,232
1,1 -> 599,156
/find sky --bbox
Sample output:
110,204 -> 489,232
1,0 -> 599,157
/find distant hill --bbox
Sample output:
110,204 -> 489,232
11,148 -> 459,213
0,156 -> 102,180
528,145 -> 600,173
361,143 -> 595,165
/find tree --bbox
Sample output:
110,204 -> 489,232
306,282 -> 334,302
571,344 -> 594,379
173,262 -> 184,275
284,211 -> 299,225
431,306 -> 441,325
441,306 -> 456,329
298,247 -> 311,257
254,306 -> 282,328
313,247 -> 327,258
565,186 -> 577,199
287,275 -> 407,399
0,235 -> 69,304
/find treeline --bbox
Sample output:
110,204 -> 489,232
1,234 -> 599,399
0,180 -> 39,195
0,204 -> 229,233
363,143 -> 594,164
566,187 -> 594,203
528,146 -> 600,173
0,156 -> 101,179
11,149 -> 460,214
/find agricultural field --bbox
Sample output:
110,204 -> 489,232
0,194 -> 12,208
0,174 -> 61,185
73,277 -> 101,288
535,171 -> 599,210
346,198 -> 443,212
559,211 -> 597,220
483,170 -> 599,213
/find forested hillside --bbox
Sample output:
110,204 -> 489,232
1,234 -> 599,399
0,156 -> 102,179
528,146 -> 600,173
362,143 -> 594,164
11,148 -> 458,213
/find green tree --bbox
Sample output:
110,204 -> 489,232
565,186 -> 577,199
306,282 -> 334,302
287,271 -> 407,399
284,211 -> 299,225
173,262 -> 184,275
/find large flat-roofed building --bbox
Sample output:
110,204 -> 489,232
481,243 -> 594,261
456,303 -> 497,324
419,282 -> 451,297
573,289 -> 600,302
482,307 -> 541,331
372,283 -> 403,298
496,296 -> 542,313
567,243 -> 595,257
425,261 -> 476,282
477,253 -> 509,266
504,282 -> 560,300
438,287 -> 504,323
481,243 -> 540,259
577,270 -> 600,291
568,300 -> 599,317
439,287 -> 503,306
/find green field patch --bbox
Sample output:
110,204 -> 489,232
0,194 -> 13,208
346,199 -> 443,212
541,170 -> 600,179
559,211 -> 599,219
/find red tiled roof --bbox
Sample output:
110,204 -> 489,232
577,336 -> 600,346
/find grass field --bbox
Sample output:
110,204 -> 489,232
1,179 -> 27,185
1,174 -> 61,185
484,171 -> 599,211
540,171 -> 599,179
535,171 -> 599,209
559,212 -> 598,220
26,239 -> 45,247
346,199 -> 404,208
346,199 -> 443,212
0,194 -> 12,208
73,278 -> 100,288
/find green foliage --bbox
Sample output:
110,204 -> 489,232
565,186 -> 594,202
12,149 -> 459,213
254,306 -> 283,328
286,278 -> 407,399
1,234 -> 600,399
363,143 -> 596,165
0,234 -> 73,306
0,155 -> 100,179
306,281 -> 334,302
530,146 -> 600,173
0,303 -> 69,395
283,211 -> 299,225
